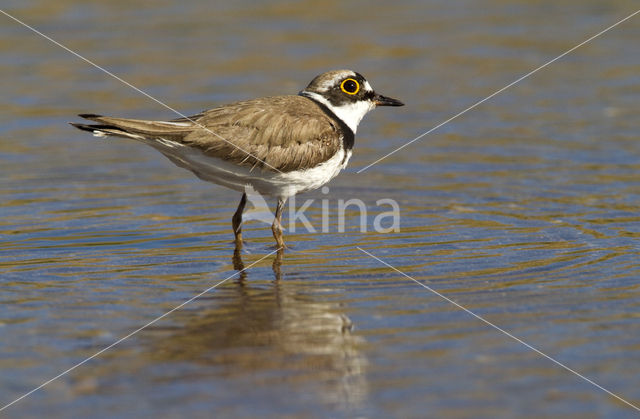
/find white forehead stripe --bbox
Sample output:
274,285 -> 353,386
318,71 -> 356,91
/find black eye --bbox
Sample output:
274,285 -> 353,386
340,78 -> 360,95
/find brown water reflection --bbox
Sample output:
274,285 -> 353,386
144,249 -> 368,409
52,248 -> 371,417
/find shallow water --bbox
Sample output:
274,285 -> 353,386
2,1 -> 640,418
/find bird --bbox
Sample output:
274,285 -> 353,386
71,69 -> 404,249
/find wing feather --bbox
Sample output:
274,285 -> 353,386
182,95 -> 343,172
74,96 -> 343,173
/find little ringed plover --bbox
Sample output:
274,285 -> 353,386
71,69 -> 404,248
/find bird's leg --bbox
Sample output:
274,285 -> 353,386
272,197 -> 287,249
232,192 -> 247,248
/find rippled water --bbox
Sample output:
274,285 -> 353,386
2,1 -> 640,418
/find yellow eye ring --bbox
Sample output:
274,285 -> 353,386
340,78 -> 360,95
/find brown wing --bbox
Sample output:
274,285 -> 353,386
180,95 -> 343,172
73,96 -> 344,173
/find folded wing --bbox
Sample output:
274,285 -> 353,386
71,95 -> 343,172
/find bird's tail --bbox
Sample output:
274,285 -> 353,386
70,113 -> 194,141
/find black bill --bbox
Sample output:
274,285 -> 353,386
373,93 -> 404,107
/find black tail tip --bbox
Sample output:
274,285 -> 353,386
78,113 -> 102,119
69,122 -> 95,132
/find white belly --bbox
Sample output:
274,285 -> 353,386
149,139 -> 351,198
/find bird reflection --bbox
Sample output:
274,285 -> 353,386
232,245 -> 283,283
145,246 -> 368,409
